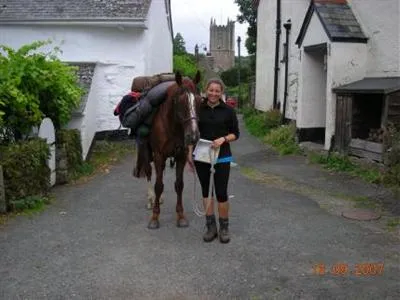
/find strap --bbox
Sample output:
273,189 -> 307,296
216,156 -> 233,164
123,102 -> 140,118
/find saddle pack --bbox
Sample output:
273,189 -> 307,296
113,73 -> 176,137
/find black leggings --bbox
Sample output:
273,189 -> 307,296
194,161 -> 230,203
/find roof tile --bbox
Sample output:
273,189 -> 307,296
0,0 -> 152,20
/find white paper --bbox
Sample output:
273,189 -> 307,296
193,139 -> 220,164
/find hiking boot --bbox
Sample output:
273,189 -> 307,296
219,218 -> 230,244
203,215 -> 218,242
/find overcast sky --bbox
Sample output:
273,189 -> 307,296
170,0 -> 249,56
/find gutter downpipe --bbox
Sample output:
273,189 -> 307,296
273,0 -> 282,110
281,19 -> 292,124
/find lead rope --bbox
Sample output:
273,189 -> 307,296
192,146 -> 218,217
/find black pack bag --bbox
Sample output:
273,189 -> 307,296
114,81 -> 175,132
113,92 -> 141,124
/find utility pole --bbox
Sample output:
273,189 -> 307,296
237,36 -> 241,110
194,44 -> 199,65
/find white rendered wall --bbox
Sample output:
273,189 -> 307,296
255,0 -> 276,111
278,0 -> 309,119
297,13 -> 329,128
0,25 -> 146,65
297,52 -> 326,128
145,0 -> 173,75
95,63 -> 142,132
67,65 -> 100,160
255,0 -> 308,112
349,0 -> 400,76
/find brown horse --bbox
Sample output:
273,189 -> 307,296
134,71 -> 202,229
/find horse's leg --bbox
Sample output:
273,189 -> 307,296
147,182 -> 164,209
146,180 -> 154,210
175,155 -> 189,228
148,154 -> 165,229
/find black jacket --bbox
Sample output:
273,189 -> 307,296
198,99 -> 240,158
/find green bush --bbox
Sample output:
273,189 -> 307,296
264,123 -> 301,155
0,138 -> 50,210
381,123 -> 400,186
9,195 -> 51,213
0,40 -> 83,142
220,66 -> 250,87
243,108 -> 281,138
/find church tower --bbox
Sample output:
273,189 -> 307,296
209,18 -> 235,72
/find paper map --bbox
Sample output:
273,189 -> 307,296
193,139 -> 220,164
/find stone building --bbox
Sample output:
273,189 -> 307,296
208,18 -> 235,72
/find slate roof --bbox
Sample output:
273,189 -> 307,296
69,62 -> 97,115
332,77 -> 400,95
0,0 -> 152,21
296,0 -> 368,46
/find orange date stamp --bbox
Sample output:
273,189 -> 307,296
313,262 -> 384,276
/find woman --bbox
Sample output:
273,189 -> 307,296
191,78 -> 240,243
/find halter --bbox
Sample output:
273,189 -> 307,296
172,88 -> 198,126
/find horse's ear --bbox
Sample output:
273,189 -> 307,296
194,70 -> 201,85
175,71 -> 182,86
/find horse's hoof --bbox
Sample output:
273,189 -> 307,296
148,219 -> 160,229
177,218 -> 189,228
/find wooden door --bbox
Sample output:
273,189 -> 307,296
335,94 -> 352,154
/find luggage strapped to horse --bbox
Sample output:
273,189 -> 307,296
113,73 -> 176,137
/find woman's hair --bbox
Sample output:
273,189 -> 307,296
205,78 -> 225,92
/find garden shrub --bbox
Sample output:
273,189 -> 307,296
0,138 -> 50,210
243,108 -> 282,138
264,123 -> 301,155
0,40 -> 83,142
383,123 -> 400,186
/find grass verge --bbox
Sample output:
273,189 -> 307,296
70,140 -> 135,183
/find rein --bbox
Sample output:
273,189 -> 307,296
192,146 -> 219,217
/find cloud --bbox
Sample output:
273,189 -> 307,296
171,0 -> 249,56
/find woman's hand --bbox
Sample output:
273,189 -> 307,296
212,137 -> 226,148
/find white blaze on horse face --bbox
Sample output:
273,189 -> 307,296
187,92 -> 198,133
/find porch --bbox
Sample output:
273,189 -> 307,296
333,77 -> 400,162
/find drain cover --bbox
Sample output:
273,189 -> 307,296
342,209 -> 381,221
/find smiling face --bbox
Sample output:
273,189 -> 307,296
206,82 -> 224,105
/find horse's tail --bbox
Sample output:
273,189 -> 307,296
133,137 -> 152,181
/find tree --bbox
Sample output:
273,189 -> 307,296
220,66 -> 249,87
173,54 -> 197,78
173,33 -> 187,55
235,0 -> 257,54
235,0 -> 257,72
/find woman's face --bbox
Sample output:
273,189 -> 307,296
206,83 -> 223,104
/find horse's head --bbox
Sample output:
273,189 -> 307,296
171,70 -> 202,146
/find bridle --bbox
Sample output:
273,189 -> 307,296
173,88 -> 199,125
